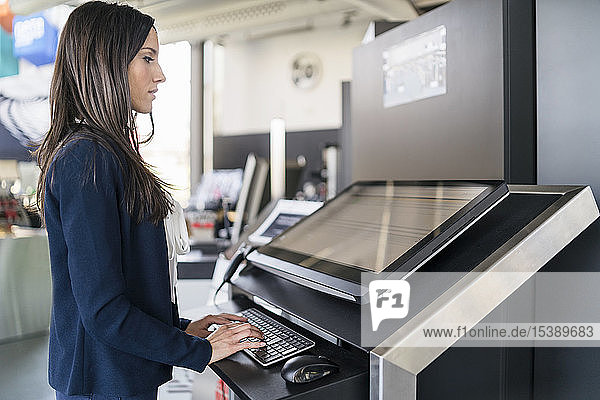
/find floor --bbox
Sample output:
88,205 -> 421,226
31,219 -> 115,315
0,280 -> 223,400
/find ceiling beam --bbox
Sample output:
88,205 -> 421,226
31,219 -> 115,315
340,0 -> 418,21
8,0 -> 66,15
412,0 -> 451,8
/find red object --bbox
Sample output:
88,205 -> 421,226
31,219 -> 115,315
0,13 -> 13,33
0,0 -> 12,32
0,198 -> 19,224
191,222 -> 214,229
0,0 -> 10,16
215,379 -> 230,400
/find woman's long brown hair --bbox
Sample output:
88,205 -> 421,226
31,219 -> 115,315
34,1 -> 171,225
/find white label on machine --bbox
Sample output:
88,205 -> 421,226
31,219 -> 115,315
383,25 -> 447,108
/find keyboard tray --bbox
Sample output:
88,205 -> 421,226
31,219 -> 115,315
187,297 -> 369,400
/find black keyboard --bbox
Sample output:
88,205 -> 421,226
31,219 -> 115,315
239,308 -> 315,367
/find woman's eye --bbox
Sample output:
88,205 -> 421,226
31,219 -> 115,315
143,56 -> 154,63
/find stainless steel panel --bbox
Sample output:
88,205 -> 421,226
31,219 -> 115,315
369,186 -> 599,399
537,0 -> 600,202
352,0 -> 504,182
371,352 -> 416,400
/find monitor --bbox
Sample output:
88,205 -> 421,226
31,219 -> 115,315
246,180 -> 507,302
231,153 -> 269,243
248,199 -> 323,246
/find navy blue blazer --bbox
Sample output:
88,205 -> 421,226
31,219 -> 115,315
44,138 -> 212,396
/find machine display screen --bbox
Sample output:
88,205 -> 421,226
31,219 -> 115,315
259,181 -> 506,278
248,200 -> 323,246
261,213 -> 305,238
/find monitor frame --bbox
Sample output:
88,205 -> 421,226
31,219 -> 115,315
247,180 -> 508,303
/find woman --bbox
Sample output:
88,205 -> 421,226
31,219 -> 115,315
34,2 -> 264,399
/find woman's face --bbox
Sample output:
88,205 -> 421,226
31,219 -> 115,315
128,28 -> 166,114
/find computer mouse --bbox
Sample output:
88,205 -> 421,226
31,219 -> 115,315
281,355 -> 339,383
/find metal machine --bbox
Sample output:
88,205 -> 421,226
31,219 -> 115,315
200,180 -> 598,400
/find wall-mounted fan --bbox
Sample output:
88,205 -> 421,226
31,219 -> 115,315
291,52 -> 322,89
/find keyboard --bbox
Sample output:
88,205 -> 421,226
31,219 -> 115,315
239,308 -> 315,367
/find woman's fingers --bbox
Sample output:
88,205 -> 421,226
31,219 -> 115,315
207,324 -> 266,364
201,313 -> 247,326
206,316 -> 237,325
210,321 -> 244,335
226,322 -> 263,335
235,340 -> 267,351
230,325 -> 264,342
218,313 -> 248,322
210,322 -> 263,341
231,329 -> 262,343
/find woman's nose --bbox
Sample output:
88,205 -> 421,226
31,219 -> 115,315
155,63 -> 166,83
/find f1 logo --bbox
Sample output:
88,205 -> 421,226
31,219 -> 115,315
369,280 -> 411,331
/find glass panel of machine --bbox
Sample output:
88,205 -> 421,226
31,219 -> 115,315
266,182 -> 487,273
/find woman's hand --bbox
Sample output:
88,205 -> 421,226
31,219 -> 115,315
185,313 -> 248,338
207,322 -> 265,364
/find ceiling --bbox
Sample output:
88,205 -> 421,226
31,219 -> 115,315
9,0 -> 450,43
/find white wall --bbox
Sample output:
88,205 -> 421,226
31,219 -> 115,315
216,22 -> 368,135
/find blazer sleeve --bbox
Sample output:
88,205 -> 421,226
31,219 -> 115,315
179,318 -> 192,331
49,143 -> 212,372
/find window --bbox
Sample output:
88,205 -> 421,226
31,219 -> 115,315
139,41 -> 191,207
